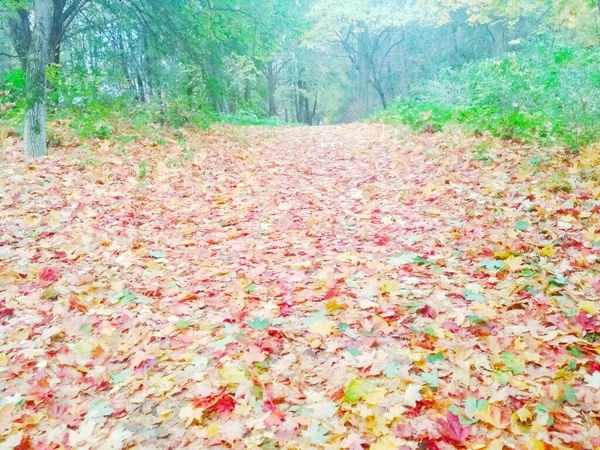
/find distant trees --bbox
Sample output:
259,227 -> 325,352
1,0 -> 599,154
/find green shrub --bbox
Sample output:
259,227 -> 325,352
218,109 -> 286,126
1,66 -> 215,139
376,40 -> 600,149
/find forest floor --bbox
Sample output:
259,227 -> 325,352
1,124 -> 600,449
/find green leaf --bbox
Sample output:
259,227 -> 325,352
514,220 -> 530,231
345,348 -> 361,357
466,315 -> 486,325
423,325 -> 437,337
465,397 -> 487,412
501,352 -> 524,374
568,347 -> 583,357
427,352 -> 445,364
86,399 -> 113,422
149,250 -> 166,259
344,378 -> 373,403
529,156 -> 542,167
176,318 -> 193,329
303,311 -> 327,328
550,276 -> 569,286
480,259 -> 505,271
113,289 -> 137,304
244,283 -> 259,294
389,252 -> 432,267
80,323 -> 93,334
111,370 -> 132,384
491,370 -> 512,385
247,317 -> 270,330
464,289 -> 487,302
306,424 -> 329,445
561,385 -> 577,404
413,256 -> 433,266
384,362 -> 402,378
420,369 -> 439,388
389,252 -> 418,266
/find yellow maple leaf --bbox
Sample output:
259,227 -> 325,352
179,404 -> 203,426
585,228 -> 600,242
504,256 -> 522,271
220,364 -> 246,385
47,210 -> 62,228
526,438 -> 546,450
581,301 -> 599,315
370,436 -> 399,450
364,386 -> 387,406
206,423 -> 220,438
308,320 -> 335,336
379,279 -> 400,294
24,214 -> 40,228
0,353 -> 7,366
494,248 -> 513,259
515,406 -> 532,422
325,298 -> 345,313
540,246 -> 556,257
476,405 -> 510,429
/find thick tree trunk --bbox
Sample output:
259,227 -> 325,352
24,0 -> 53,158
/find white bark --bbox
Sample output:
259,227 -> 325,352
24,0 -> 53,158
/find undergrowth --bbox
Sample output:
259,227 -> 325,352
374,41 -> 600,149
0,68 -> 289,145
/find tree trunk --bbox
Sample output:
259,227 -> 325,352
397,40 -> 410,99
489,21 -> 506,57
5,9 -> 32,71
24,0 -> 53,158
244,80 -> 251,103
357,31 -> 370,117
266,61 -> 277,116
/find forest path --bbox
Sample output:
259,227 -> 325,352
0,124 -> 599,448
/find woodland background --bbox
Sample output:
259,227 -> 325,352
1,0 -> 599,148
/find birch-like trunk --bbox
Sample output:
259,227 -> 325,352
24,0 -> 53,158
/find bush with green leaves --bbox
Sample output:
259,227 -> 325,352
376,40 -> 600,149
0,66 -> 215,140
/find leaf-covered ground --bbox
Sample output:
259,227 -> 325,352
1,125 -> 600,449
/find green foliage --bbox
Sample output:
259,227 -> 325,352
1,66 -> 215,140
218,109 -> 287,126
376,41 -> 600,148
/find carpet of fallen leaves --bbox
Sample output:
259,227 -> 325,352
1,124 -> 600,450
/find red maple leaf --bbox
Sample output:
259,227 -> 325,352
374,234 -> 390,246
417,305 -> 437,319
0,303 -> 14,321
574,311 -> 598,332
39,266 -> 60,283
14,434 -> 34,450
437,412 -> 470,443
210,394 -> 236,417
324,287 -> 340,300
